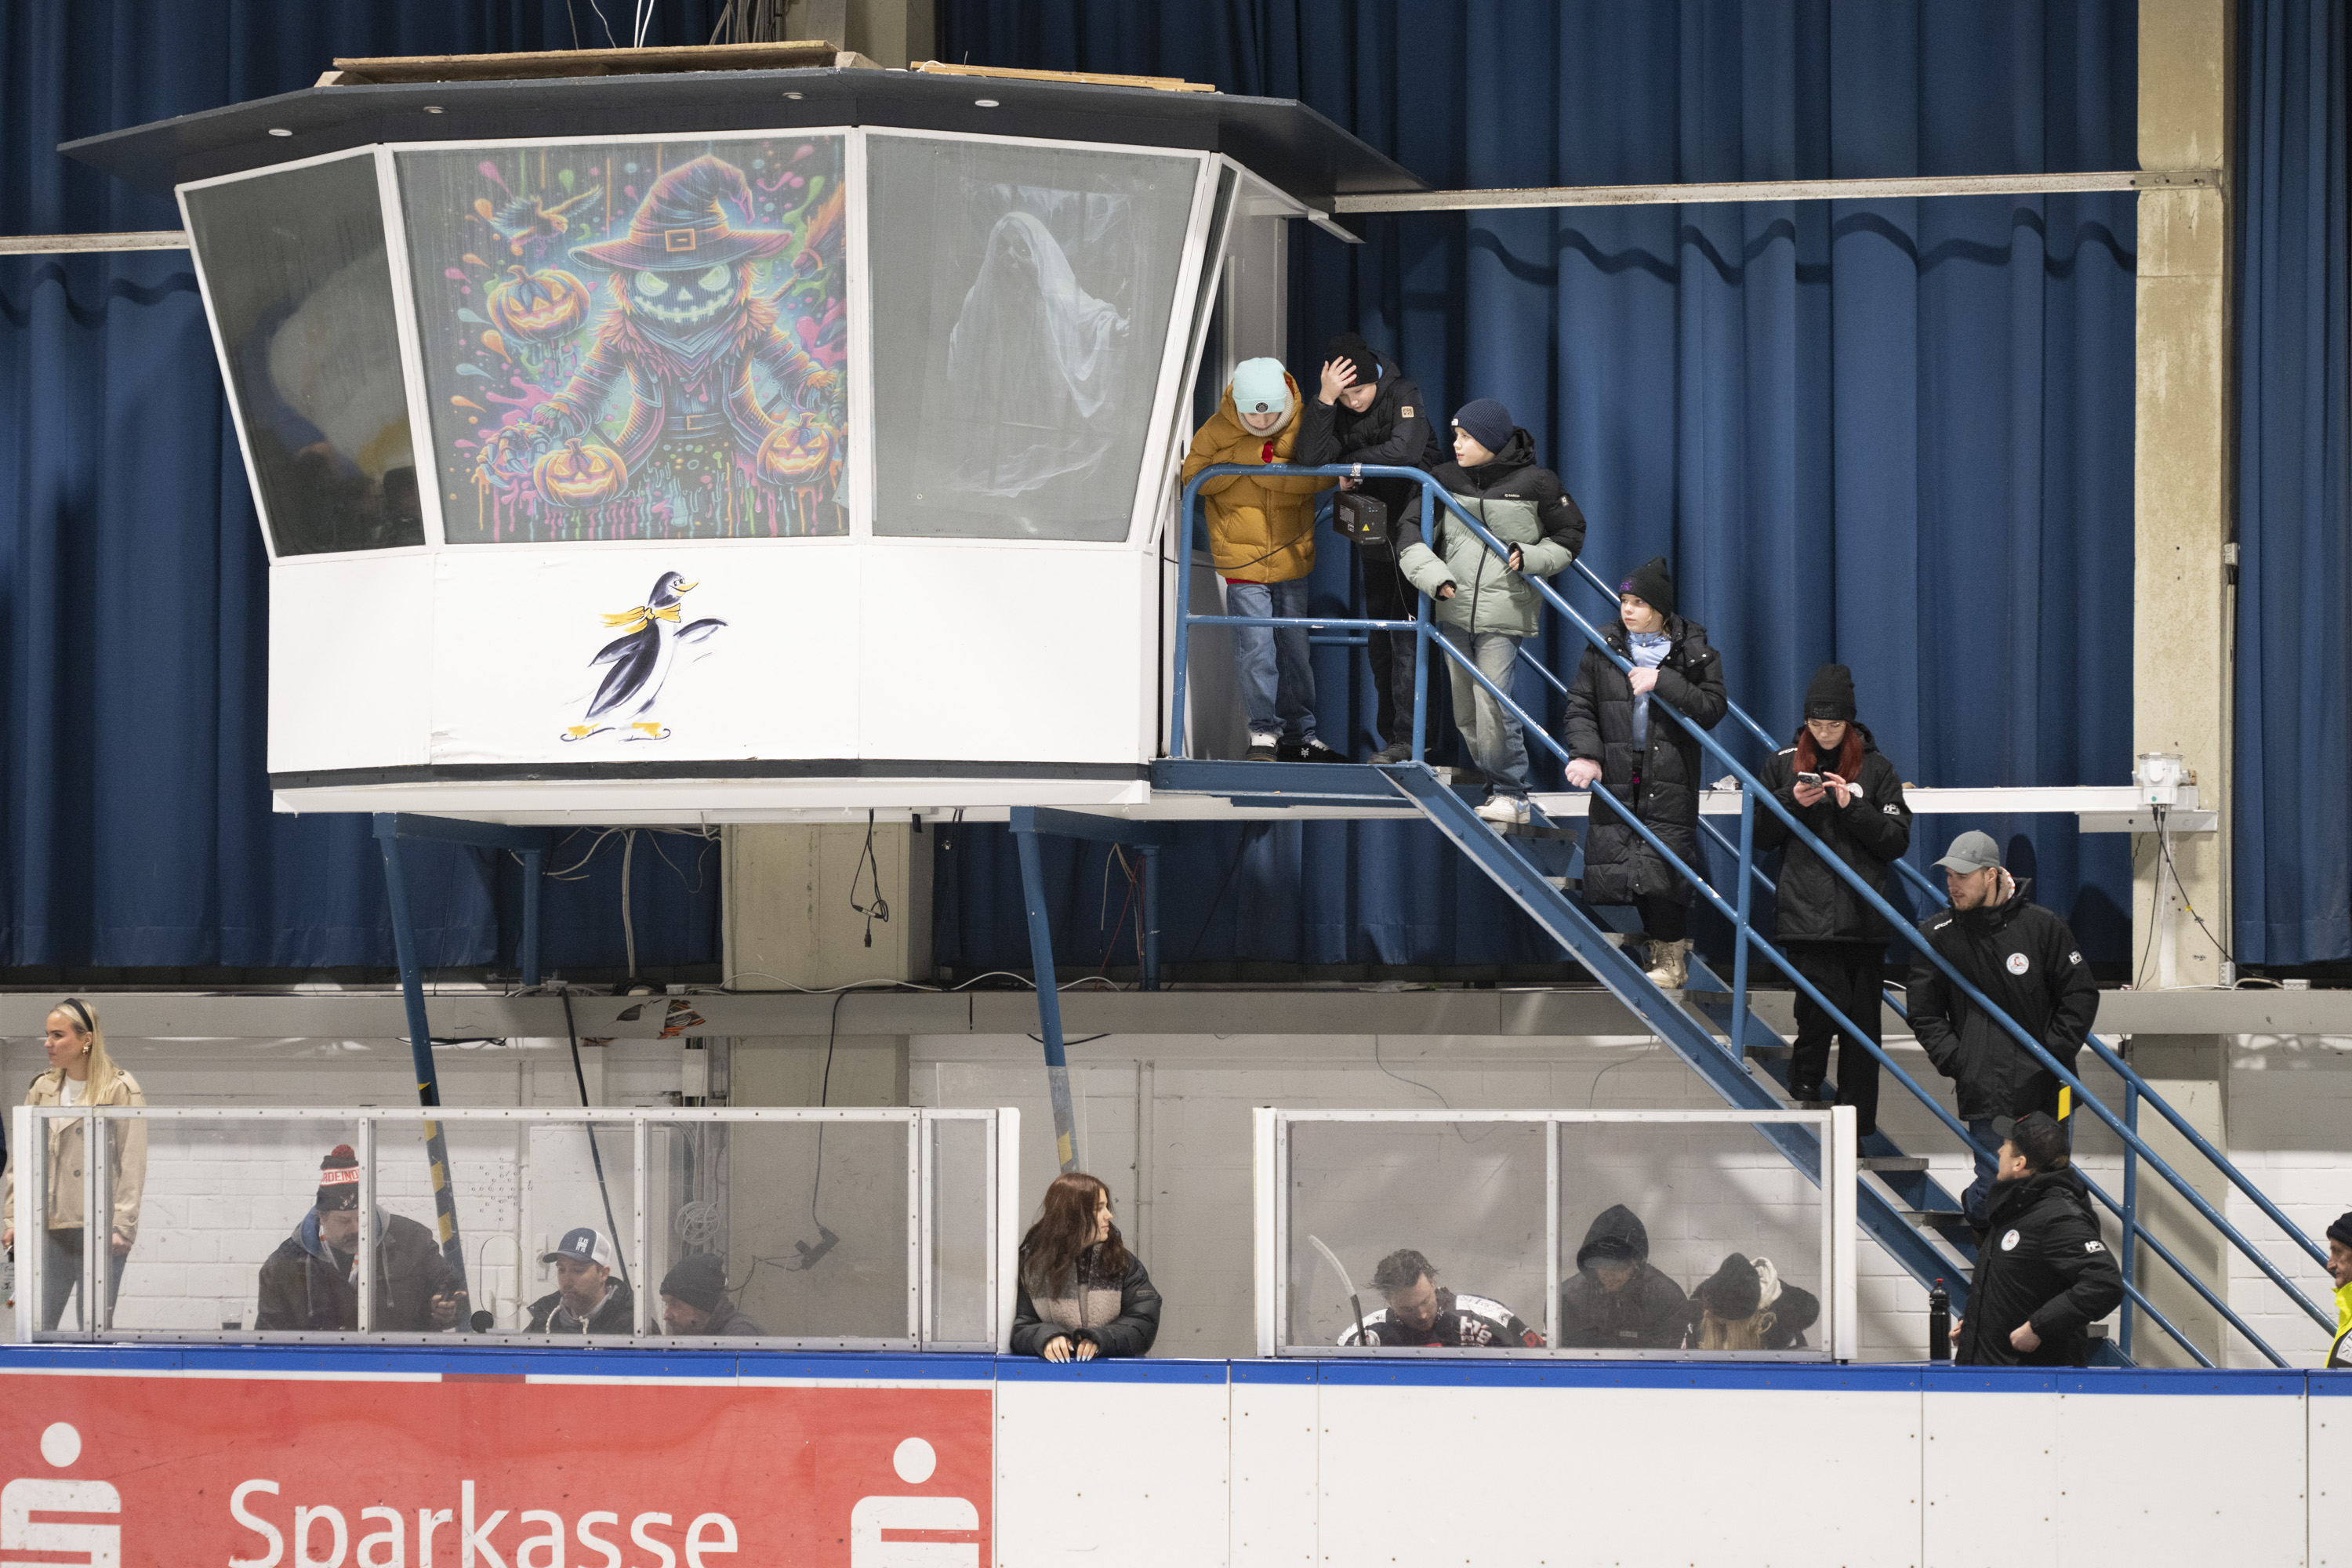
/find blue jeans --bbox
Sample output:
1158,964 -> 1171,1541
1224,579 -> 1318,742
1440,626 -> 1530,797
1962,1117 -> 2001,1229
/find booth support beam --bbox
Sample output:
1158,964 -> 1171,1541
372,812 -> 556,1296
1007,808 -> 1181,1174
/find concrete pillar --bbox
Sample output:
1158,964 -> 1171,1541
724,822 -> 933,992
2127,0 -> 2234,1366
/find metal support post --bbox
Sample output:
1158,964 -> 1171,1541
1730,790 -> 1755,1059
1140,844 -> 1163,992
521,848 -> 545,989
374,821 -> 471,1297
1011,823 -> 1080,1174
1410,490 -> 1432,763
2122,1080 -> 2140,1360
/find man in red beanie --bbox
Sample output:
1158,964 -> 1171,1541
255,1143 -> 463,1332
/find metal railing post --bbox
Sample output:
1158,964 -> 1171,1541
520,848 -> 544,989
1169,473 -> 1207,757
1011,821 -> 1080,1174
2122,1080 -> 2140,1360
1730,789 -> 1756,1060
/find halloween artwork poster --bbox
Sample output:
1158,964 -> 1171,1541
400,136 -> 848,543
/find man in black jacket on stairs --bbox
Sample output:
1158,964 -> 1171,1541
1908,831 -> 2100,1231
1756,663 -> 1911,1138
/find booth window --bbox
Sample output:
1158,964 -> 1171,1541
868,136 -> 1200,542
397,136 -> 851,544
183,157 -> 425,556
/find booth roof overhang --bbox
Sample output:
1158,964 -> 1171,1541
57,64 -> 1425,212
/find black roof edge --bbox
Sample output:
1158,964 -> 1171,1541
60,66 -> 1425,209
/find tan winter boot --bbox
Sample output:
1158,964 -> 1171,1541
1643,938 -> 1691,990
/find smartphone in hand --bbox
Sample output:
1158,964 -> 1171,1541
1797,771 -> 1822,786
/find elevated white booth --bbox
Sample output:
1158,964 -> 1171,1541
65,63 -> 1417,822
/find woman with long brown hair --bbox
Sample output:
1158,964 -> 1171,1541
2,997 -> 149,1330
1009,1172 -> 1160,1360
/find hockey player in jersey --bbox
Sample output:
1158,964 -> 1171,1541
1336,1247 -> 1544,1348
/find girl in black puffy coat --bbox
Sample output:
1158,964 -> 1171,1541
1561,557 -> 1727,989
1010,1172 -> 1162,1360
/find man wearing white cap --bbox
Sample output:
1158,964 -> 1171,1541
1907,830 -> 2100,1232
525,1226 -> 636,1334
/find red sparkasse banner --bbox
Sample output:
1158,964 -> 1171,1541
0,1372 -> 989,1566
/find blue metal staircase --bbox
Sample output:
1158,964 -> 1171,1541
1131,464 -> 2347,1366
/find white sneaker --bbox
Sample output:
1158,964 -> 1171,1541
1475,795 -> 1531,827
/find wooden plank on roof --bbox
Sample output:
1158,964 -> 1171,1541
909,60 -> 1218,93
328,41 -> 873,85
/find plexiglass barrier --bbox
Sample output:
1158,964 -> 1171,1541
1254,1109 -> 1857,1359
9,1105 -> 1016,1348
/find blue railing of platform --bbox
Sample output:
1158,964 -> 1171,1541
1171,463 -> 2335,1368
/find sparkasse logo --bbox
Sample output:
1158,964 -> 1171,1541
2,1422 -> 119,1567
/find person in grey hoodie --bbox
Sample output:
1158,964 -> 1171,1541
1556,1203 -> 1689,1350
1395,398 -> 1586,826
658,1252 -> 765,1335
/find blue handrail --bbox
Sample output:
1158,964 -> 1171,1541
1562,554 -> 2339,1288
1174,463 -> 2334,1361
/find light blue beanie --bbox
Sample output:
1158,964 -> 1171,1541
1230,358 -> 1292,419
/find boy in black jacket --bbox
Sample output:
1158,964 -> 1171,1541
1293,334 -> 1444,761
1755,664 -> 1911,1137
1952,1112 -> 2122,1366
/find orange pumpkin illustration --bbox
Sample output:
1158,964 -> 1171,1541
488,264 -> 593,343
534,437 -> 628,508
756,414 -> 833,484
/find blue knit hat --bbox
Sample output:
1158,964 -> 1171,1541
1230,358 -> 1291,419
1451,398 -> 1513,454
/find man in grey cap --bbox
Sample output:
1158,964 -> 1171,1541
1907,831 -> 2100,1232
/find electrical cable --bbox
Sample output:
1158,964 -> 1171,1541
849,810 -> 891,948
560,990 -> 633,1293
621,830 -> 638,981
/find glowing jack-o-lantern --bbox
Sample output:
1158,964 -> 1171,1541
488,264 -> 593,343
756,415 -> 833,484
534,437 -> 628,508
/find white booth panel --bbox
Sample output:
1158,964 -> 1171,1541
427,543 -> 860,764
1318,1376 -> 1922,1567
267,553 -> 434,774
994,1369 -> 1231,1568
2317,1386 -> 2352,1568
859,544 -> 1149,764
1926,1375 -> 2307,1568
1230,1372 -> 1316,1567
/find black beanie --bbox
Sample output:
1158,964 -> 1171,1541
1619,557 -> 1675,619
316,1144 -> 361,1211
1696,1253 -> 1763,1319
2328,1211 -> 2352,1253
661,1252 -> 728,1312
1323,332 -> 1380,383
1805,663 -> 1857,722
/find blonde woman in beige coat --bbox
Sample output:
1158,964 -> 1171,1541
2,998 -> 147,1329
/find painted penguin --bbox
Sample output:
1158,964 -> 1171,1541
568,572 -> 724,740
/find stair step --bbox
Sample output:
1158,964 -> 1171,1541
1860,1156 -> 1930,1173
1900,1208 -> 1969,1225
1744,1042 -> 1794,1060
1497,818 -> 1578,843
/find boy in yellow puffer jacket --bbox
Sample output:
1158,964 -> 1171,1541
1180,358 -> 1341,761
2326,1211 -> 2352,1368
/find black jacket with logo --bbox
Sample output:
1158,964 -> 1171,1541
1755,724 -> 1912,945
1563,616 -> 1729,906
1291,346 -> 1444,550
1338,1287 -> 1544,1348
1955,1167 -> 2123,1367
1906,875 -> 2100,1121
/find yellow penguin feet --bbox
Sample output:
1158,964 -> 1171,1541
630,720 -> 669,740
560,724 -> 608,742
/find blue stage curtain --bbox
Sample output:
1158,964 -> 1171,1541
935,0 -> 2140,971
1,2 -> 724,969
2233,0 -> 2350,966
